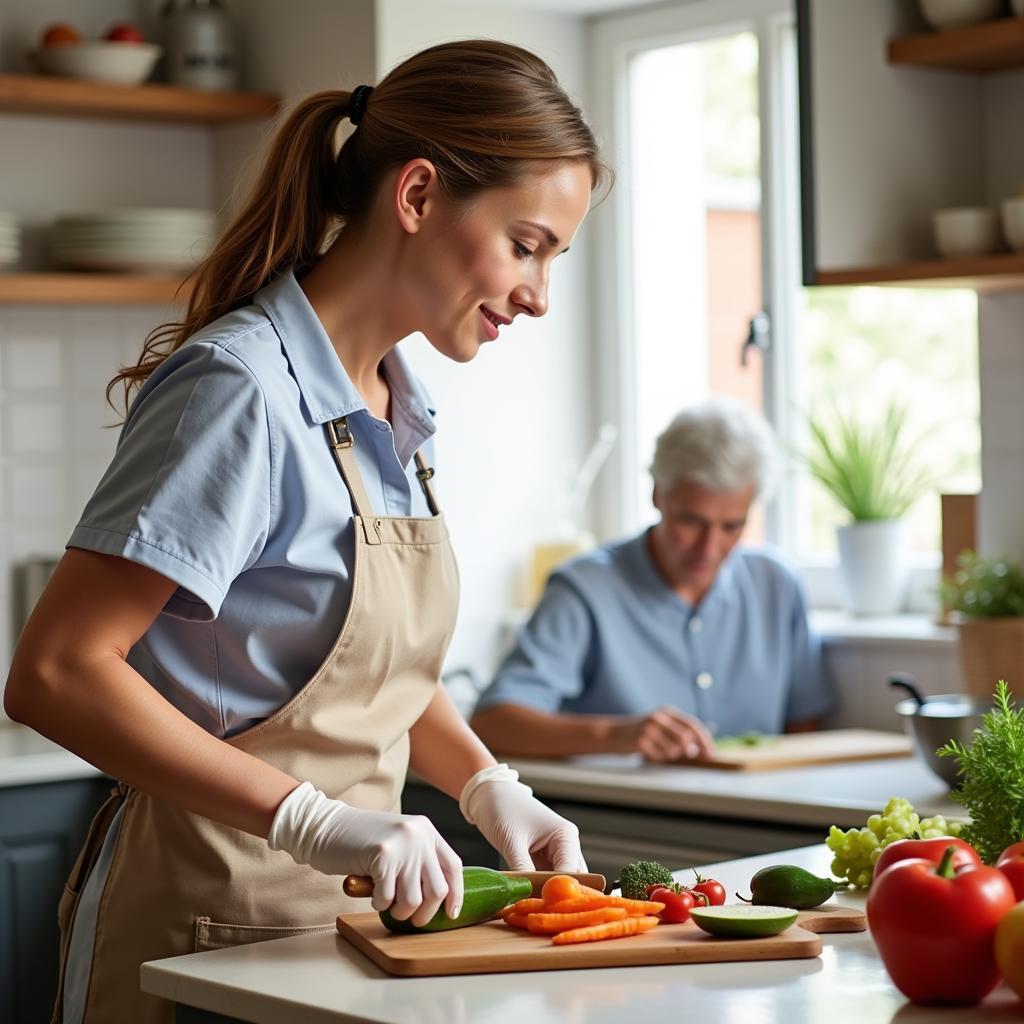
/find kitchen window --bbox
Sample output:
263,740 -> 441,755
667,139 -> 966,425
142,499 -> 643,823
589,0 -> 980,608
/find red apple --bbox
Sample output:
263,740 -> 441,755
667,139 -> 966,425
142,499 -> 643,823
104,23 -> 145,43
41,23 -> 82,47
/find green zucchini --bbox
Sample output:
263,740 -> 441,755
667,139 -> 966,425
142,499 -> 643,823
380,866 -> 533,934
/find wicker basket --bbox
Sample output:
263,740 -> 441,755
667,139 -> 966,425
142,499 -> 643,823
956,617 -> 1024,699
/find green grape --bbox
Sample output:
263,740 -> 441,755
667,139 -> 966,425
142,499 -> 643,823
823,797 -> 968,888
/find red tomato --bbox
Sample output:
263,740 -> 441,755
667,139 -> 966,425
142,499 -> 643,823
872,836 -> 980,884
104,23 -> 146,43
996,840 -> 1024,901
648,885 -> 697,923
691,873 -> 726,906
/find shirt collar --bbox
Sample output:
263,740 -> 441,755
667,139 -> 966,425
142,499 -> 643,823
254,271 -> 436,443
625,527 -> 737,614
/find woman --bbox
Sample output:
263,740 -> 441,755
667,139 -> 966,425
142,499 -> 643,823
4,39 -> 610,1023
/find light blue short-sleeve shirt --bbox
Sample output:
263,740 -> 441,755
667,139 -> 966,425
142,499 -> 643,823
474,531 -> 835,735
68,270 -> 438,738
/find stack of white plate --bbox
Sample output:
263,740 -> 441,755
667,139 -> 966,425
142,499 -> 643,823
0,212 -> 21,268
50,208 -> 217,273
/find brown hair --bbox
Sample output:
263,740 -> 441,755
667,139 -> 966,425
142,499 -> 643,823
107,39 -> 611,410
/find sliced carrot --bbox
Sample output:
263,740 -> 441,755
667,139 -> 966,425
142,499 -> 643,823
502,913 -> 533,930
545,894 -> 665,916
551,915 -> 661,945
540,874 -> 582,905
501,897 -> 546,918
525,907 -> 627,934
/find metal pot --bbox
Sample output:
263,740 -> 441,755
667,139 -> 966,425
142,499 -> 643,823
889,673 -> 991,787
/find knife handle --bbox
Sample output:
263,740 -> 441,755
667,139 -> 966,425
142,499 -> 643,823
343,875 -> 374,898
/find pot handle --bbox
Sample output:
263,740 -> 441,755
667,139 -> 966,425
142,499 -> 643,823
888,672 -> 926,708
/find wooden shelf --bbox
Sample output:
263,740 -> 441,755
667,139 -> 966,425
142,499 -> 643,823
0,73 -> 279,123
888,17 -> 1024,72
814,252 -> 1024,292
0,273 -> 191,305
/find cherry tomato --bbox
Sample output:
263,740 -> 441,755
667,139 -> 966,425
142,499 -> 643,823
996,840 -> 1024,901
691,872 -> 726,906
648,885 -> 697,923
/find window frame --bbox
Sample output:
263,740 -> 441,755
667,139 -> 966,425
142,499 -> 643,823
588,0 -> 944,613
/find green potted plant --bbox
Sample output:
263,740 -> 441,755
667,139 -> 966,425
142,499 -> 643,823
805,400 -> 932,616
940,552 -> 1024,700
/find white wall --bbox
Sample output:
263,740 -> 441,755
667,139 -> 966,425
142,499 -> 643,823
376,1 -> 601,683
0,0 -> 375,686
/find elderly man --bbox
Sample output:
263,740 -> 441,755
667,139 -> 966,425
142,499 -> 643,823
470,398 -> 834,762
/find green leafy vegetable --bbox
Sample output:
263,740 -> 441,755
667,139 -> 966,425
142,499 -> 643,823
618,860 -> 673,900
939,552 -> 1024,619
802,399 -> 932,522
939,680 -> 1024,864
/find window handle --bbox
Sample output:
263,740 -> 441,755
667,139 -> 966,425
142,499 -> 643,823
741,310 -> 771,367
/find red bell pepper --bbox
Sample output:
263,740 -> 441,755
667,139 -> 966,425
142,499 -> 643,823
996,840 -> 1024,901
872,835 -> 981,884
867,845 -> 1015,1005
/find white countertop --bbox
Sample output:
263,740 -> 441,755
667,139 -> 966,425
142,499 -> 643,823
0,723 -> 102,787
141,844 -> 1021,1024
505,753 -> 962,828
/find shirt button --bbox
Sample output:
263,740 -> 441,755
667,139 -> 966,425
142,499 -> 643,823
696,671 -> 714,690
689,617 -> 703,634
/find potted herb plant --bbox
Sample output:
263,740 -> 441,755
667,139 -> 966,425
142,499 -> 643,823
940,552 -> 1024,700
805,400 -> 932,616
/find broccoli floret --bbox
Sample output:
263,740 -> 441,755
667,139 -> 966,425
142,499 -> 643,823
618,860 -> 673,900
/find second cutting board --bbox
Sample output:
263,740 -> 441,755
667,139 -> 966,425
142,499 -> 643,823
692,728 -> 912,770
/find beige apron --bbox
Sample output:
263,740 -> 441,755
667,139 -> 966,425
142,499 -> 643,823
52,415 -> 459,1023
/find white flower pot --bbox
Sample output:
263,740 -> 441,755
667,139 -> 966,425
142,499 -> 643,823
836,519 -> 910,616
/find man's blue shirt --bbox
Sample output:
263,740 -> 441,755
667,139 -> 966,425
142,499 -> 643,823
475,530 -> 834,735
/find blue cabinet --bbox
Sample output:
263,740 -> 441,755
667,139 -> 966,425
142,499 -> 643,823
0,777 -> 111,1024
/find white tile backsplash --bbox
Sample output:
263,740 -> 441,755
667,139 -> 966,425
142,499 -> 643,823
0,305 -> 166,677
4,337 -> 62,390
5,400 -> 66,454
7,464 -> 67,521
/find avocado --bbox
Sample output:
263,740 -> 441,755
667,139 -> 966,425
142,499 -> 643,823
379,866 -> 532,934
739,864 -> 841,910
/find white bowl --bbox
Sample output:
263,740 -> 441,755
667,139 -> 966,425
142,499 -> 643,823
1002,197 -> 1024,252
31,42 -> 161,86
933,206 -> 1002,258
918,0 -> 1005,29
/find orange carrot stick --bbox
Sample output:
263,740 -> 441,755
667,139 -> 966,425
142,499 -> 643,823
540,874 -> 582,905
545,895 -> 665,916
502,913 -> 533,930
551,915 -> 661,945
501,897 -> 547,918
525,907 -> 627,934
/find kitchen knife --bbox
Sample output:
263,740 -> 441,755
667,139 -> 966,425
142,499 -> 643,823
343,869 -> 606,898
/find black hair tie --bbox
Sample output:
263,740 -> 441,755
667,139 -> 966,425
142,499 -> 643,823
349,85 -> 373,125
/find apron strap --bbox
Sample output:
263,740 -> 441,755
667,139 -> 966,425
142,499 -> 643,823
414,451 -> 440,517
326,418 -> 382,546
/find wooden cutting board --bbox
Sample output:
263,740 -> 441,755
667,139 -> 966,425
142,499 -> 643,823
691,728 -> 913,771
336,903 -> 867,977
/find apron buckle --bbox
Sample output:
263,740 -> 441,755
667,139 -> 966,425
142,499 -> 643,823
327,417 -> 354,450
416,465 -> 435,482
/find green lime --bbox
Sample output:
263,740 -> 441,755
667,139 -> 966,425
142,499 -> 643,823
690,905 -> 798,938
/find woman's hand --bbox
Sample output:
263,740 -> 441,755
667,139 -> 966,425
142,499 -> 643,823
611,705 -> 715,762
269,782 -> 464,926
459,765 -> 586,872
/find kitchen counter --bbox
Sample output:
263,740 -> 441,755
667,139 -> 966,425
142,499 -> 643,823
504,752 -> 962,829
141,844 -> 1022,1024
0,723 -> 101,787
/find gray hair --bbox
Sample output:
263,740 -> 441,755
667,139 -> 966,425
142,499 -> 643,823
650,397 -> 778,496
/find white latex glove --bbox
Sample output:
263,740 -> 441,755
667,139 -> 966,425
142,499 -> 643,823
268,782 -> 463,926
459,764 -> 587,872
